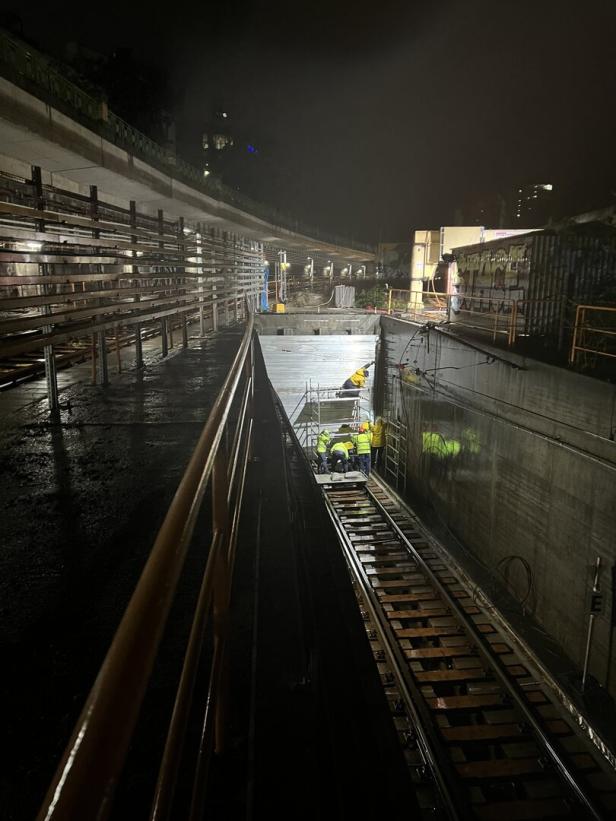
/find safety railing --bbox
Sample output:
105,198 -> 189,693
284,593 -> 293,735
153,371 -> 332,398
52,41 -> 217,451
387,289 -> 517,342
387,288 -> 448,321
569,305 -> 616,365
452,294 -> 518,344
37,314 -> 255,821
387,289 -> 570,347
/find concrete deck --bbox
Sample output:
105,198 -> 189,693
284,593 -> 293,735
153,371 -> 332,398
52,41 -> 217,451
0,327 -> 243,820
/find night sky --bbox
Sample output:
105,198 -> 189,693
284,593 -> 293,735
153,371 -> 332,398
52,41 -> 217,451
8,0 -> 616,242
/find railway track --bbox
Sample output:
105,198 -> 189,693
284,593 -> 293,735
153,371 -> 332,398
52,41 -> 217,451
321,476 -> 616,821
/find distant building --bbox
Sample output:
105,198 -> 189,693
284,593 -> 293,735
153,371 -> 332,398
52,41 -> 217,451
201,109 -> 234,178
199,108 -> 264,191
514,183 -> 554,227
459,194 -> 509,228
376,242 -> 411,281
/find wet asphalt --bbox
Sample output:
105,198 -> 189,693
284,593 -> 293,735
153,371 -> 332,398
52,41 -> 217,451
0,327 -> 243,821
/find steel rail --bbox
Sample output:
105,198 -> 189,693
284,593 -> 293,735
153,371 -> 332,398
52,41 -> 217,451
270,392 -> 462,818
321,490 -> 466,821
37,314 -> 255,821
365,481 -> 607,821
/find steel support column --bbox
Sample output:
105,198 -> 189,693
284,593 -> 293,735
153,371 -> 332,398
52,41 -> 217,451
130,201 -> 143,369
161,319 -> 169,357
32,166 -> 59,414
97,330 -> 109,385
212,284 -> 218,331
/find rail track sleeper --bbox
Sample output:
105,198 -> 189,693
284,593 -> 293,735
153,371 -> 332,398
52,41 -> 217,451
322,478 -> 612,819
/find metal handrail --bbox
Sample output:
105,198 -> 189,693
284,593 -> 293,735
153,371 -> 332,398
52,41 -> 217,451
570,304 -> 616,364
37,313 -> 255,821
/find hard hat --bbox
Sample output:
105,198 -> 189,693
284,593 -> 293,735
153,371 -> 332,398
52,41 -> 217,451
360,422 -> 369,432
322,429 -> 330,437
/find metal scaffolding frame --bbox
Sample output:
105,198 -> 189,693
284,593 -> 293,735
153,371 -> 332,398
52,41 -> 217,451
289,382 -> 373,456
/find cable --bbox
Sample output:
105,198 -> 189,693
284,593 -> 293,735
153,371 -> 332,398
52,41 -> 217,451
313,288 -> 336,308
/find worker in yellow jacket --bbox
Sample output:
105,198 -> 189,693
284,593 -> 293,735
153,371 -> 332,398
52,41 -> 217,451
422,431 -> 461,459
340,360 -> 374,396
330,440 -> 354,474
352,423 -> 373,475
370,417 -> 386,468
316,430 -> 331,473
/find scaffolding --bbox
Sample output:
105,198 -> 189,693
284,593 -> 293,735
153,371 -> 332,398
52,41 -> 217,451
289,381 -> 373,456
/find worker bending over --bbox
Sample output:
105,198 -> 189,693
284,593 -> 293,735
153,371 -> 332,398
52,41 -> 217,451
352,423 -> 373,475
316,429 -> 331,473
340,360 -> 374,397
330,440 -> 354,474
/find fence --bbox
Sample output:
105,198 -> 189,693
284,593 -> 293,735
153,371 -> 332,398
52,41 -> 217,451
570,305 -> 616,366
387,289 -> 567,348
37,316 -> 256,821
0,166 -> 263,404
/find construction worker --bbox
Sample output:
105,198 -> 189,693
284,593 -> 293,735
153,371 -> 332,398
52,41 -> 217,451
316,429 -> 332,473
330,440 -> 353,474
352,422 -> 373,475
340,360 -> 374,396
370,417 -> 386,468
422,430 -> 461,459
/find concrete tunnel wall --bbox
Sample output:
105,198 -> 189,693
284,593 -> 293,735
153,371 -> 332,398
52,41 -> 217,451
378,316 -> 616,697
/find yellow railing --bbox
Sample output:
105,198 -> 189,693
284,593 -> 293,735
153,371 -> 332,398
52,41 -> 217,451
569,305 -> 616,364
38,314 -> 255,821
454,294 -> 518,344
387,289 -> 516,343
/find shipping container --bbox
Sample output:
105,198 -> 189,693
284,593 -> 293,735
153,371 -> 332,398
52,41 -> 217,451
451,223 -> 616,350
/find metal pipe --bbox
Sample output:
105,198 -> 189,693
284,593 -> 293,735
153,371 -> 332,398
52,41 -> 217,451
212,284 -> 218,331
91,333 -> 97,385
182,315 -> 188,348
582,556 -> 602,692
161,318 -> 168,357
115,327 -> 122,373
135,324 -> 143,369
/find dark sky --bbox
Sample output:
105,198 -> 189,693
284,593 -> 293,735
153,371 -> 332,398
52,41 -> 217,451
10,0 -> 616,242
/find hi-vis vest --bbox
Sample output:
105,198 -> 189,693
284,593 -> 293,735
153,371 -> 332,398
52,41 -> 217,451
316,433 -> 331,453
331,441 -> 350,455
353,431 -> 372,455
422,432 -> 460,458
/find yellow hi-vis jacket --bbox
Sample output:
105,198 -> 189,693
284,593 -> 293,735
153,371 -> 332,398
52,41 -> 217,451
349,368 -> 367,387
370,419 -> 385,447
316,432 -> 331,453
352,431 -> 372,455
331,441 -> 353,456
422,432 -> 460,459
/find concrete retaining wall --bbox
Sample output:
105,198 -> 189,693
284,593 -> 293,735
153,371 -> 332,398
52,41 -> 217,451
379,316 -> 616,696
255,312 -> 380,336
